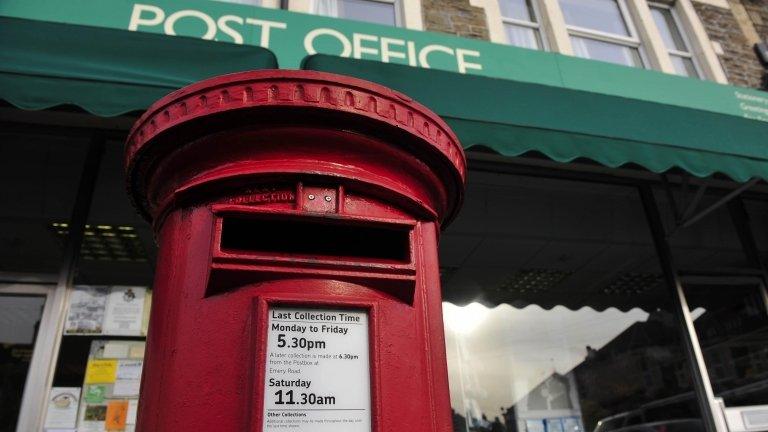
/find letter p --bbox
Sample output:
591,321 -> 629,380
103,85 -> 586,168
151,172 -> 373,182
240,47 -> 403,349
129,4 -> 165,31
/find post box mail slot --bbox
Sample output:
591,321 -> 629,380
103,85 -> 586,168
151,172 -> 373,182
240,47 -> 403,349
219,214 -> 412,263
124,71 -> 466,431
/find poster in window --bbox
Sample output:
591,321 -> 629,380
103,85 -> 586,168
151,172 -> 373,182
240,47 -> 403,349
64,286 -> 109,334
103,287 -> 146,336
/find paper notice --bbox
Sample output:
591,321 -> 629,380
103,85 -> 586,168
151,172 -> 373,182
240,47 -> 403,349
126,400 -> 138,425
105,400 -> 129,430
84,385 -> 106,404
103,287 -> 146,336
103,342 -> 130,359
128,344 -> 145,359
116,360 -> 142,380
44,387 -> 80,428
85,360 -> 117,384
113,380 -> 141,397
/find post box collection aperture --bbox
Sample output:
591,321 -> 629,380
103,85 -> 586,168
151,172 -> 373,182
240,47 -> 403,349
124,70 -> 466,431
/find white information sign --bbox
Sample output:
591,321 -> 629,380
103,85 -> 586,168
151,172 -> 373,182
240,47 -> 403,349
263,307 -> 371,432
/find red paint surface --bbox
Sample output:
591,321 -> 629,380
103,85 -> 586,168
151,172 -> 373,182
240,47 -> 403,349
125,70 -> 466,431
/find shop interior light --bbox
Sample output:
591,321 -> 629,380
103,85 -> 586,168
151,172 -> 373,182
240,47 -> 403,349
603,272 -> 662,295
499,269 -> 572,294
49,222 -> 148,262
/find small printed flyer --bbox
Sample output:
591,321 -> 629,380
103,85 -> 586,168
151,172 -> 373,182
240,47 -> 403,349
44,387 -> 81,429
263,307 -> 371,432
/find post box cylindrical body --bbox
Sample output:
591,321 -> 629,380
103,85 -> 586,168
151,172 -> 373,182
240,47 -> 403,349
125,71 -> 466,431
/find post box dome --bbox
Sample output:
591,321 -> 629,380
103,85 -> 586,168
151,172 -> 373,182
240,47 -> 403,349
125,70 -> 466,227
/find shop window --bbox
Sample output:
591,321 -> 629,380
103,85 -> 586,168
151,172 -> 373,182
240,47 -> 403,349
312,0 -> 401,26
744,199 -> 768,269
440,173 -> 702,432
558,0 -> 645,68
683,282 -> 768,407
499,0 -> 545,50
0,293 -> 45,432
658,191 -> 768,413
656,189 -> 752,272
47,141 -> 155,431
649,3 -> 701,78
0,134 -> 89,275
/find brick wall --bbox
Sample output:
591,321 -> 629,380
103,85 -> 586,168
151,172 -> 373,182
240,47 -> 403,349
421,0 -> 490,40
694,1 -> 766,88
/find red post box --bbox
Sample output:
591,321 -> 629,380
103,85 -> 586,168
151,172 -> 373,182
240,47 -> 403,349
124,70 -> 466,431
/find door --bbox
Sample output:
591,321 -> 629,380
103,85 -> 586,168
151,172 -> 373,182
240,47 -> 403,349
681,276 -> 768,432
0,283 -> 57,432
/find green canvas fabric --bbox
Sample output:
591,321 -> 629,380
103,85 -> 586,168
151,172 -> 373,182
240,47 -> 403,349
0,17 -> 278,116
302,55 -> 768,182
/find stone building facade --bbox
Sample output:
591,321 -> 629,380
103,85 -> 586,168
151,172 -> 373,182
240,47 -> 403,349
422,0 -> 490,40
694,0 -> 766,88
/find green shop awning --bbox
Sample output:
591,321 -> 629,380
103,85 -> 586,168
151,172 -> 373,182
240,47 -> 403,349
0,17 -> 278,116
303,55 -> 768,183
3,11 -> 768,184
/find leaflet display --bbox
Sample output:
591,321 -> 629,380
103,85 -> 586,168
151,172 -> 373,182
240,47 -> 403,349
263,307 -> 371,432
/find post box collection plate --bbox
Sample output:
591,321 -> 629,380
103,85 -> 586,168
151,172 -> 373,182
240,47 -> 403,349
263,307 -> 371,432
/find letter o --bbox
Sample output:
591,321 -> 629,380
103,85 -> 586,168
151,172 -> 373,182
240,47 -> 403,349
304,28 -> 352,57
164,10 -> 217,40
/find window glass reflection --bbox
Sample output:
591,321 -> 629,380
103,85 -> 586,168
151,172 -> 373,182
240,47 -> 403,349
656,190 -> 752,272
441,173 -> 703,432
505,24 -> 542,50
571,36 -> 643,67
559,0 -> 630,36
684,283 -> 768,407
650,7 -> 687,52
0,134 -> 88,274
499,0 -> 536,22
0,294 -> 45,432
314,0 -> 398,26
670,56 -> 699,78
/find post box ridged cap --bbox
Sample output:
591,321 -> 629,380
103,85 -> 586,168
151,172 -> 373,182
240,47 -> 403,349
125,70 -> 466,225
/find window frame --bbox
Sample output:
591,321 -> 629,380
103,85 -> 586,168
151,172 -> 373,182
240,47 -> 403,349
0,282 -> 65,432
648,2 -> 703,78
314,0 -> 405,27
562,0 -> 649,68
476,0 -> 728,81
499,0 -> 549,50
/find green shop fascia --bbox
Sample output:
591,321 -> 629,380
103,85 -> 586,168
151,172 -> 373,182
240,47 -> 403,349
3,1 -> 768,432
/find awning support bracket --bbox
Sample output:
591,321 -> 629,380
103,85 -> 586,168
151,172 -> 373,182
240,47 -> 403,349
667,177 -> 759,237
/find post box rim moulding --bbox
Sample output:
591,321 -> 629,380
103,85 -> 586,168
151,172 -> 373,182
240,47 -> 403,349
124,69 -> 467,227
